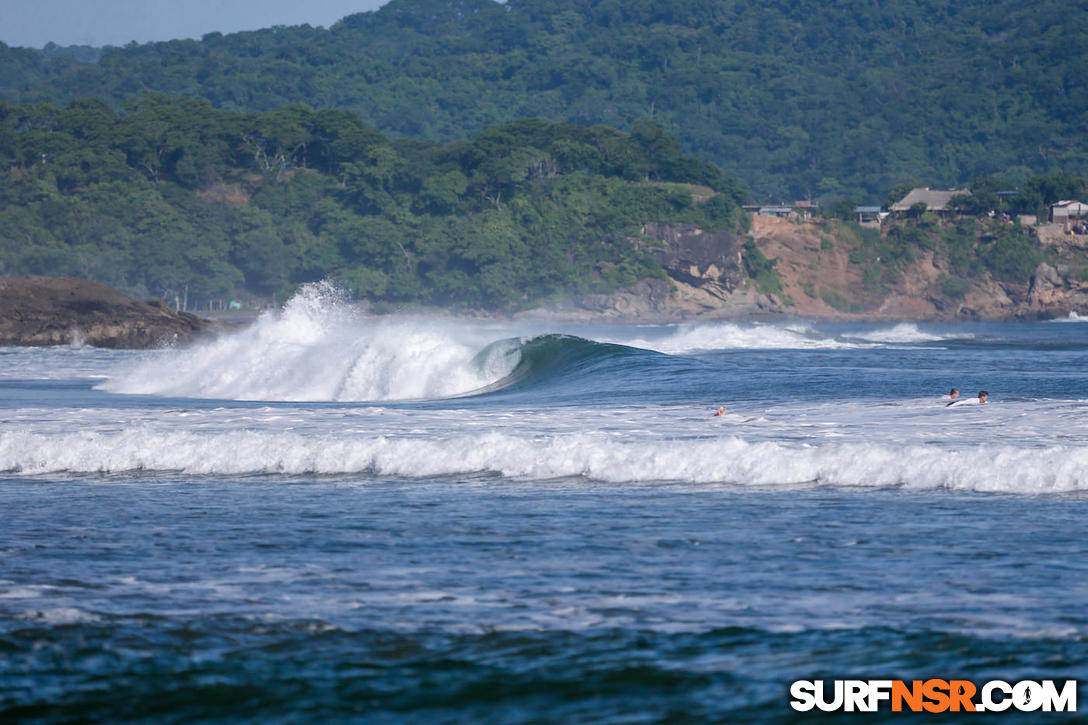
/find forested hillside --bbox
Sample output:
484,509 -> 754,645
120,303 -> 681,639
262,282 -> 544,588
2,0 -> 1085,200
0,97 -> 746,308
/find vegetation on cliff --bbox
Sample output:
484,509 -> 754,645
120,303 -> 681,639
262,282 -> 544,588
0,97 -> 747,309
2,0 -> 1085,200
831,171 -> 1088,296
846,216 -> 1042,294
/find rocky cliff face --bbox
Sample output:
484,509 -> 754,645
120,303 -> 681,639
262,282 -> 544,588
1023,262 -> 1088,318
542,221 -> 780,321
0,276 -> 214,348
549,216 -> 1088,321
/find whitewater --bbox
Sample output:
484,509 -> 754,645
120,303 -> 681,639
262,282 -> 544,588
3,284 -> 1088,721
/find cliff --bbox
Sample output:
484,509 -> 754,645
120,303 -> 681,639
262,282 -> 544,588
0,276 -> 214,348
546,216 -> 1088,322
751,216 -> 1088,321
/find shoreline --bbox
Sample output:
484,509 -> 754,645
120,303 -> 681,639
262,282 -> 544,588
1,273 -> 1081,351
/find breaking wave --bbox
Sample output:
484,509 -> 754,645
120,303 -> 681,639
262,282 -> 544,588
472,334 -> 657,392
99,283 -> 677,402
604,321 -> 982,353
605,322 -> 858,354
2,429 -> 1085,494
1049,312 -> 1088,323
606,321 -> 986,354
101,283 -> 523,402
841,323 -> 974,343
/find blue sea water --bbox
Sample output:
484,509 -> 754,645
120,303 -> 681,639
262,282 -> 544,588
2,289 -> 1088,722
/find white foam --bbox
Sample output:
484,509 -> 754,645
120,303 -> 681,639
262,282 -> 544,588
99,282 -> 520,401
606,322 -> 858,353
1049,311 -> 1088,323
842,323 -> 949,343
2,428 -> 1086,494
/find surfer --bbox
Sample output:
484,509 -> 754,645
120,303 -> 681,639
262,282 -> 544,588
941,388 -> 960,400
713,406 -> 727,416
946,390 -> 988,407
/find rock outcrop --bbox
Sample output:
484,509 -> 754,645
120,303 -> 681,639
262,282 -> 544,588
1024,262 -> 1088,318
0,276 -> 213,348
540,221 -> 780,321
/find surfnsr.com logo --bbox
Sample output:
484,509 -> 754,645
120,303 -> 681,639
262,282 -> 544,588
790,679 -> 1078,713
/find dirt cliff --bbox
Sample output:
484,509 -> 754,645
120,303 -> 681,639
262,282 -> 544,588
0,276 -> 214,348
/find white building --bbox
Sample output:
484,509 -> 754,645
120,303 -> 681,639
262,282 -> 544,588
1051,200 -> 1088,222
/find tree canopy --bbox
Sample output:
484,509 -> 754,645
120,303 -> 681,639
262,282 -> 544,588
0,97 -> 747,309
2,0 -> 1085,201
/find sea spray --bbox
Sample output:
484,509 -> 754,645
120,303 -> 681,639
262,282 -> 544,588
100,282 -> 521,402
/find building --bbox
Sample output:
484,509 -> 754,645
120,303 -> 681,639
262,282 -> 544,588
889,188 -> 971,214
741,202 -> 818,219
1051,200 -> 1088,223
854,205 -> 882,224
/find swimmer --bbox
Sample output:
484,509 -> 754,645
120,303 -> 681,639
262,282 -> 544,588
946,390 -> 988,407
713,406 -> 727,416
941,388 -> 960,400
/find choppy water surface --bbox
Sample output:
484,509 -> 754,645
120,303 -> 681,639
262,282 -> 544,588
2,287 -> 1088,721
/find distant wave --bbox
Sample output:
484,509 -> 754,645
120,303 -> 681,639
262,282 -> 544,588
605,321 -> 976,354
608,322 -> 984,354
840,323 -> 974,344
1049,312 -> 1088,323
3,429 -> 1085,494
605,322 -> 859,354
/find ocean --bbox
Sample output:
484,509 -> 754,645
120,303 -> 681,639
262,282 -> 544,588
2,284 -> 1087,722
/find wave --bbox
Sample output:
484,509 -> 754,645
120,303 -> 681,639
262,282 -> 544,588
609,320 -> 980,353
101,283 -> 523,402
3,429 -> 1085,493
1049,311 -> 1088,323
99,283 -> 677,402
610,322 -> 978,354
605,322 -> 858,354
840,323 -> 963,343
473,333 -> 657,392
